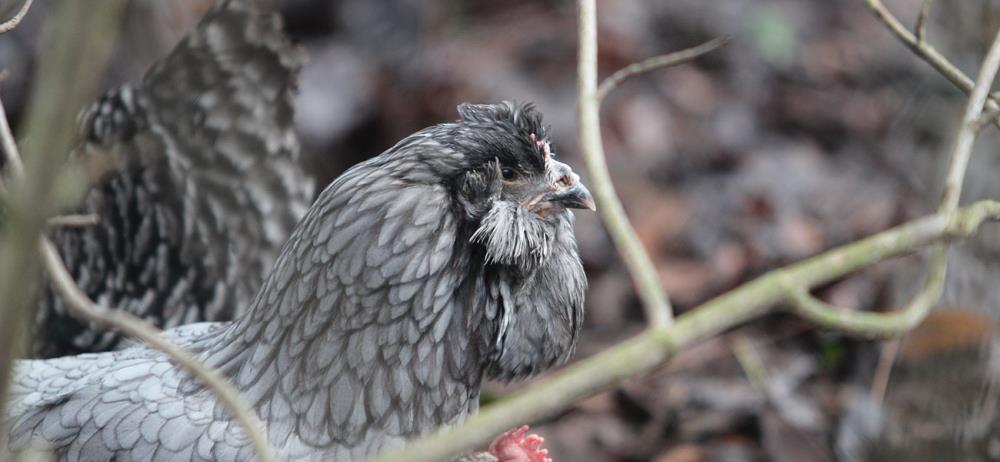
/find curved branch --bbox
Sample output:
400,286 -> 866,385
578,0 -> 674,327
38,239 -> 277,462
787,245 -> 946,337
596,36 -> 730,102
0,0 -> 34,34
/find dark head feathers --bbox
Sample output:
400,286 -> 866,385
456,101 -> 548,140
449,101 -> 552,173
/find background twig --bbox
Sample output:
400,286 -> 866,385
864,0 -> 1000,130
0,0 -> 34,34
596,36 -> 730,102
45,213 -> 98,228
870,339 -> 901,404
915,0 -> 932,44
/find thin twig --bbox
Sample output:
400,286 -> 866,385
374,200 -> 1000,462
731,335 -> 768,395
0,0 -> 34,34
973,106 -> 1000,131
864,0 -> 1000,130
38,240 -> 276,462
596,36 -> 730,102
578,0 -> 674,327
915,0 -> 932,44
46,213 -> 99,228
0,91 -> 24,179
870,339 -> 900,404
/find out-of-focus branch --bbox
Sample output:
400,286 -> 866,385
0,91 -> 50,433
731,335 -> 767,395
974,107 -> 1000,131
0,0 -> 128,421
0,0 -> 34,34
870,339 -> 901,404
18,0 -> 125,180
864,0 -> 1000,130
0,3 -> 276,461
0,93 -> 23,178
577,0 -> 675,327
786,250 -> 944,336
596,36 -> 730,102
915,0 -> 932,44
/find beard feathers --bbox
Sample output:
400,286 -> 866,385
470,201 -> 555,268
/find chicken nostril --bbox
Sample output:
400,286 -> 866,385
557,174 -> 574,189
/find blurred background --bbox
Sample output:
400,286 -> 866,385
3,0 -> 1000,460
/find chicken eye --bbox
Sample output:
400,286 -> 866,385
501,167 -> 518,181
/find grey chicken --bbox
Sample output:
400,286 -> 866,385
4,101 -> 592,461
33,0 -> 313,358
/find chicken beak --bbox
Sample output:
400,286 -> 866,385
550,182 -> 596,211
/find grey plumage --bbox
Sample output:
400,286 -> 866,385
6,101 -> 590,461
32,0 -> 313,358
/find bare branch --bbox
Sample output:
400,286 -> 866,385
0,91 -> 24,179
46,213 -> 99,228
786,247 -> 945,337
915,0 -> 932,44
596,36 -> 730,102
870,339 -> 901,404
0,0 -> 127,423
863,0 -> 1000,130
940,30 -> 1000,211
974,106 -> 1000,131
578,0 -> 674,327
0,0 -> 34,34
731,335 -> 767,395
